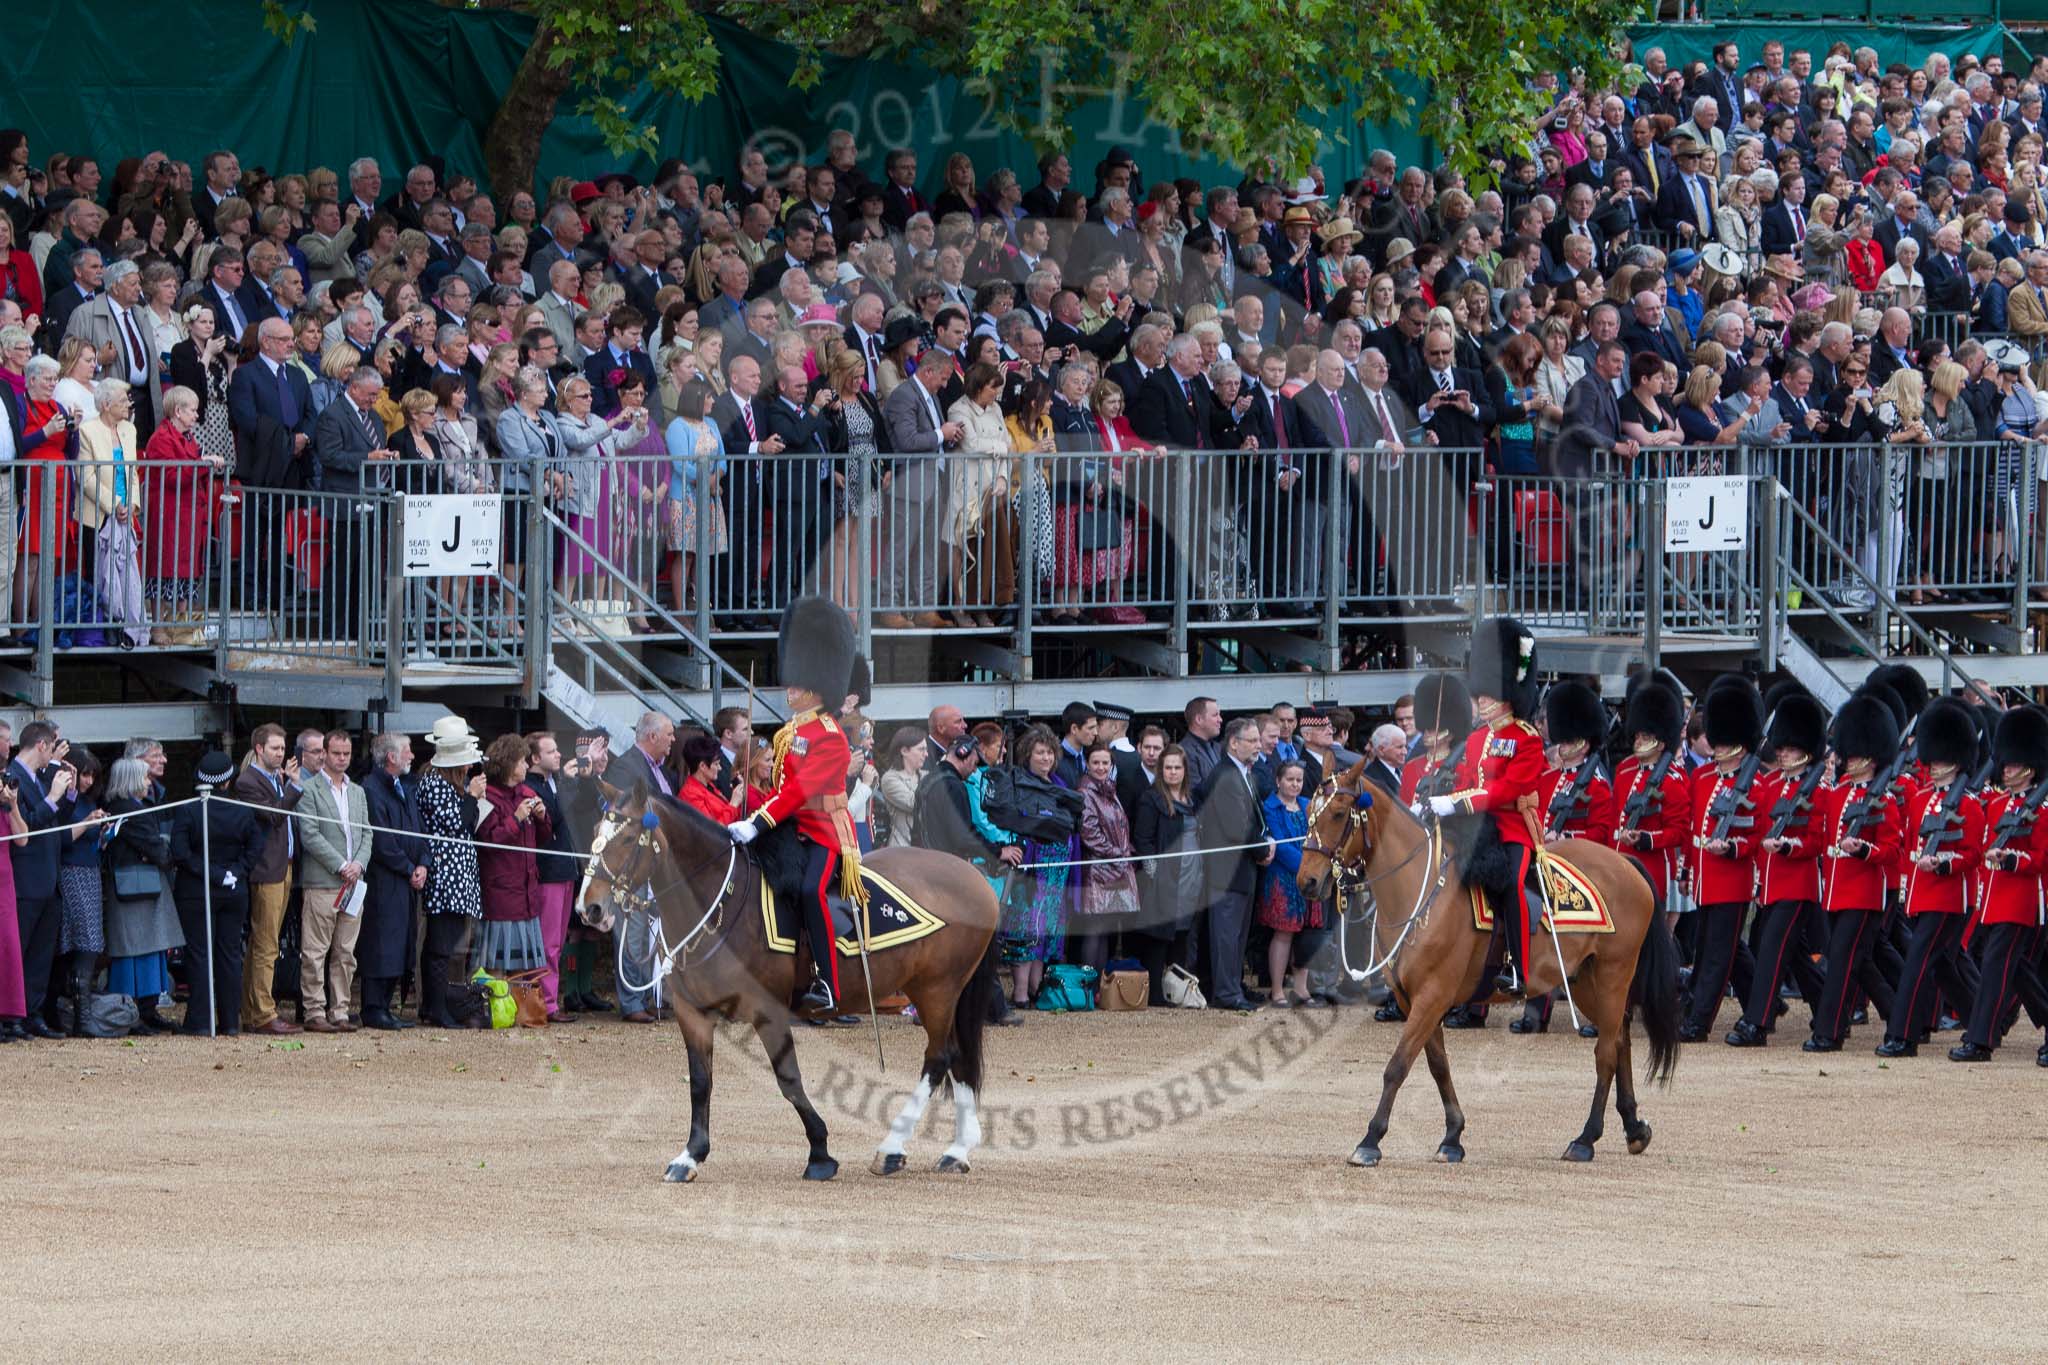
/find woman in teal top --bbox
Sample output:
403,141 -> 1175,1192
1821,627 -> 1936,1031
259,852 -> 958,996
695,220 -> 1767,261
662,377 -> 728,617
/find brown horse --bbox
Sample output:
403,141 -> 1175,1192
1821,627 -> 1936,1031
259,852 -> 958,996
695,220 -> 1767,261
578,788 -> 1001,1182
1297,759 -> 1680,1165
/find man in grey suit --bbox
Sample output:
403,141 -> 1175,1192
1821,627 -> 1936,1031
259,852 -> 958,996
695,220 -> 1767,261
312,368 -> 395,624
63,260 -> 161,441
296,729 -> 375,1032
537,260 -> 583,359
1195,718 -> 1275,1011
879,345 -> 963,628
450,222 -> 496,299
1552,340 -> 1639,603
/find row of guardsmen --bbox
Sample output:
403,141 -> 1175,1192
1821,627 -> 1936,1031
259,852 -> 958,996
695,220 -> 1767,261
1391,662 -> 2048,1065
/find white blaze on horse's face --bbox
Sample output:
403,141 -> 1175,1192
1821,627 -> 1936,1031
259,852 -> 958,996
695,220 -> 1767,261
578,811 -> 626,928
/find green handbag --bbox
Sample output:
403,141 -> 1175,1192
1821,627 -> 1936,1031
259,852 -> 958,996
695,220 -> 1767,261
1034,963 -> 1100,1012
473,969 -> 517,1030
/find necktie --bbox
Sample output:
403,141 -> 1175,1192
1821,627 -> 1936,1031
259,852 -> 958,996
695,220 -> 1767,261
740,402 -> 758,445
223,292 -> 245,338
1645,152 -> 1659,194
1330,390 -> 1350,445
361,404 -> 380,447
1269,391 -> 1287,446
118,308 -> 144,378
1374,391 -> 1403,450
276,362 -> 299,428
1437,370 -> 1452,393
1692,177 -> 1708,228
1791,206 -> 1804,240
863,332 -> 879,390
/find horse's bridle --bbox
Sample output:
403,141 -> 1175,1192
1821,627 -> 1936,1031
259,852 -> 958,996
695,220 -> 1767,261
1304,781 -> 1432,892
584,809 -> 745,981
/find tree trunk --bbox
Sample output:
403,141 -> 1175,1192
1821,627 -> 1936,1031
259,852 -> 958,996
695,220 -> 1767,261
483,21 -> 574,203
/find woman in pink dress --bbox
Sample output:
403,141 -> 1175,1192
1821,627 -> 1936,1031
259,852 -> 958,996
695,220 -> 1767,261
0,777 -> 28,1041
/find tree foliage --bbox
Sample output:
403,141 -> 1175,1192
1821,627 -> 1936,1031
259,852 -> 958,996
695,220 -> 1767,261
263,0 -> 1640,194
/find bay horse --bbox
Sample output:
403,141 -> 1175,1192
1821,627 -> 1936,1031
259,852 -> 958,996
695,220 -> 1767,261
578,786 -> 1001,1182
1297,758 -> 1680,1165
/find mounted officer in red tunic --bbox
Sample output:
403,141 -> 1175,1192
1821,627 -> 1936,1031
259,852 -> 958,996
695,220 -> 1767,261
724,598 -> 865,1015
1420,617 -> 1546,996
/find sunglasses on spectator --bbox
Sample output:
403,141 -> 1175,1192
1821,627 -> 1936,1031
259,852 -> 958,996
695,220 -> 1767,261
1842,366 -> 1867,376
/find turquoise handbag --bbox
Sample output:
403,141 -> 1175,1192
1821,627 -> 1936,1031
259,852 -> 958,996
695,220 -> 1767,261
1034,963 -> 1100,1012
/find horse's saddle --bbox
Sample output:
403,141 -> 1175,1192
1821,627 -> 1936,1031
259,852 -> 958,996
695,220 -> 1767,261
1468,852 -> 1615,936
759,865 -> 946,958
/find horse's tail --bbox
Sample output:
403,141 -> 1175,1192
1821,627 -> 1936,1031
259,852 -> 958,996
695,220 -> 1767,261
948,935 -> 1000,1095
1626,863 -> 1681,1087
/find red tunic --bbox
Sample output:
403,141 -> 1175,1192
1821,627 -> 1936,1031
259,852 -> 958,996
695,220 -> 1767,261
1612,751 -> 1692,899
1690,762 -> 1760,905
1902,780 -> 1984,916
1448,717 -> 1545,847
1537,761 -> 1616,845
750,709 -> 856,852
1976,788 -> 2048,928
1816,777 -> 1901,913
1400,750 -> 1454,805
1753,766 -> 1825,904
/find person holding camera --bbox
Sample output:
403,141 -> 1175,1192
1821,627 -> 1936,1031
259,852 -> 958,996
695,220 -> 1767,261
522,731 -> 582,1022
474,733 -> 552,979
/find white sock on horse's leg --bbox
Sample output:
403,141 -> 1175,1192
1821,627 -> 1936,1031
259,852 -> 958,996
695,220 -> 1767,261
878,1075 -> 933,1157
942,1082 -> 981,1163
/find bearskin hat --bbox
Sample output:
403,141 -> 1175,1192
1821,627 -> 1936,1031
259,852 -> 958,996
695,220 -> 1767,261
1762,677 -> 1811,718
1414,672 -> 1474,741
1765,693 -> 1827,760
1868,663 -> 1931,724
1543,681 -> 1608,748
1857,679 -> 1908,733
1465,617 -> 1540,717
1703,677 -> 1764,751
777,597 -> 856,704
1913,698 -> 1979,771
1624,678 -> 1686,750
1829,694 -> 1900,768
846,652 -> 872,710
1993,706 -> 2048,776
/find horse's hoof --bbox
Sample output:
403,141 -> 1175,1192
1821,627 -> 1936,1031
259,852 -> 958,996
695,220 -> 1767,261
1562,1141 -> 1596,1163
936,1155 -> 971,1175
869,1152 -> 906,1177
803,1157 -> 839,1181
1626,1122 -> 1652,1155
1434,1143 -> 1465,1164
1348,1142 -> 1381,1168
663,1157 -> 699,1183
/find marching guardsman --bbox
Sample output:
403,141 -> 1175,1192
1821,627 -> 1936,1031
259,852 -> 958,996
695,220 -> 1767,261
1950,706 -> 2048,1064
1806,693 -> 1904,1052
1728,693 -> 1831,1048
1537,681 -> 1616,846
1612,675 -> 1692,909
1401,673 -> 1473,805
1513,680 -> 1614,1035
1422,618 -> 1545,996
724,598 -> 865,1015
1882,697 -> 1983,1057
1683,676 -> 1765,1042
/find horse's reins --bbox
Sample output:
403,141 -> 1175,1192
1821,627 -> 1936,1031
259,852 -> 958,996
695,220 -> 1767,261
588,813 -> 746,993
1306,785 -> 1451,983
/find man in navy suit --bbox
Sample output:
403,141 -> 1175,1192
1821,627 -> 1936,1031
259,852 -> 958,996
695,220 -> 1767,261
1126,335 -> 1214,448
9,720 -> 77,1037
1620,291 -> 1688,371
1922,223 -> 1975,314
1875,192 -> 1932,272
1654,140 -> 1717,243
228,318 -> 317,490
1758,171 -> 1811,255
200,247 -> 261,342
581,305 -> 660,421
879,149 -> 929,232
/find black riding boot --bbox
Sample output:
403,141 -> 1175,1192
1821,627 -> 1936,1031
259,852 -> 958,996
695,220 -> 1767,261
799,879 -> 840,1015
1494,892 -> 1526,996
67,954 -> 94,1037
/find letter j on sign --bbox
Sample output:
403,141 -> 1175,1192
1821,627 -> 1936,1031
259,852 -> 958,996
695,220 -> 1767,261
404,494 -> 504,577
1664,476 -> 1747,553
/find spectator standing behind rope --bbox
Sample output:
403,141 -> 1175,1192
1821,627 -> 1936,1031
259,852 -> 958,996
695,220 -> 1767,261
996,725 -> 1080,1007
876,726 -> 926,850
523,731 -> 582,1024
1073,741 -> 1141,975
475,732 -> 551,979
359,732 -> 428,1031
53,748 -> 104,1035
100,755 -> 181,1035
296,730 -> 373,1034
416,722 -> 486,1028
1131,744 -> 1200,1005
1196,717 -> 1277,1013
8,721 -> 77,1037
234,723 -> 304,1036
169,751 -> 264,1036
0,745 -> 29,1043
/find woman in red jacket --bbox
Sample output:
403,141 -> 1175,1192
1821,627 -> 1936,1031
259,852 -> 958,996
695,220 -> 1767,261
677,732 -> 737,823
0,215 -> 41,320
475,732 -> 553,976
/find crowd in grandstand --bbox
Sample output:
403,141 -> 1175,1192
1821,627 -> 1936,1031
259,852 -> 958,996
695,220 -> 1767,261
8,36 -> 2048,640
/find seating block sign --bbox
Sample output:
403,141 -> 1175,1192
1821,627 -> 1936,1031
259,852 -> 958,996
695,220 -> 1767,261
1663,476 -> 1747,553
403,494 -> 503,577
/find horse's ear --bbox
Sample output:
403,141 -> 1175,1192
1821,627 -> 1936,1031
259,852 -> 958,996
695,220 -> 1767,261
597,778 -> 624,807
1343,756 -> 1368,784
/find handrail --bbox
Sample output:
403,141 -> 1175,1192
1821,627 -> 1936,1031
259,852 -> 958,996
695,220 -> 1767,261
548,592 -> 713,728
538,506 -> 782,721
1771,482 -> 1997,704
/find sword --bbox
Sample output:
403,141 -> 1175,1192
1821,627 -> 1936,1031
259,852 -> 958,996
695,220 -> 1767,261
854,874 -> 883,1074
1524,807 -> 1583,1033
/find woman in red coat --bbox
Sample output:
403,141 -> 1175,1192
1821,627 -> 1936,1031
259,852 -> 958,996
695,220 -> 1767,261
677,733 -> 737,823
475,733 -> 552,975
0,216 -> 41,321
139,384 -> 223,636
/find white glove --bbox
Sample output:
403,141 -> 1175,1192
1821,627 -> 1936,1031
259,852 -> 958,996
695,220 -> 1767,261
221,870 -> 237,890
725,820 -> 758,845
1428,795 -> 1458,818
1408,801 -> 1425,818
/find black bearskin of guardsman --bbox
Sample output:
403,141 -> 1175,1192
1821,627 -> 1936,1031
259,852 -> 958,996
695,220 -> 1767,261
1437,618 -> 1546,994
1403,672 -> 1474,802
729,597 -> 864,1014
1830,694 -> 1901,772
1624,675 -> 1686,753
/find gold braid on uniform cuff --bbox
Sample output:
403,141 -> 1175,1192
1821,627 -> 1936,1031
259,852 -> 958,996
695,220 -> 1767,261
1446,788 -> 1484,813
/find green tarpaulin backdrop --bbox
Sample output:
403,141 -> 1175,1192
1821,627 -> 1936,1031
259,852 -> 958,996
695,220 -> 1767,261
1626,21 -> 2010,69
0,0 -> 1428,196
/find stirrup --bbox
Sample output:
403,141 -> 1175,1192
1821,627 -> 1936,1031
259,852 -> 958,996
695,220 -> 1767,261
1494,960 -> 1524,997
798,976 -> 837,1014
